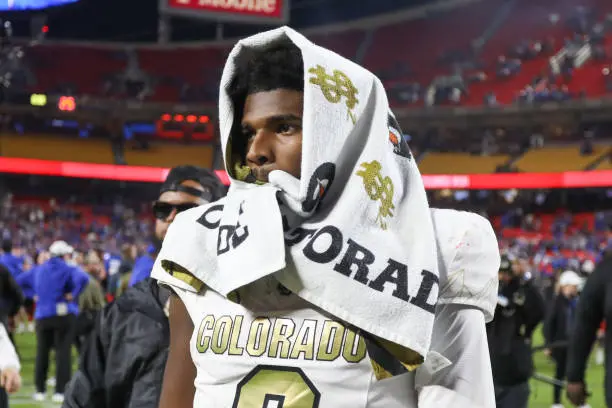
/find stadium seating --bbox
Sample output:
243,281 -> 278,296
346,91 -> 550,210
462,0 -> 580,105
308,30 -> 366,62
363,0 -> 501,86
565,56 -> 612,98
514,145 -> 608,172
18,0 -> 612,105
0,134 -> 115,164
137,46 -> 228,102
28,45 -> 125,95
123,142 -> 214,168
594,158 -> 612,170
418,152 -> 510,174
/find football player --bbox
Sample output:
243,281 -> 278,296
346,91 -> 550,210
156,32 -> 498,408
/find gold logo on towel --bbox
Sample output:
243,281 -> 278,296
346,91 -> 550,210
356,160 -> 395,230
308,65 -> 359,124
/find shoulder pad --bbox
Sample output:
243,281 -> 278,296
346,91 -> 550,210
431,209 -> 500,322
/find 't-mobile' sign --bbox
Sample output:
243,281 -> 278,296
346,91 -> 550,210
162,0 -> 289,24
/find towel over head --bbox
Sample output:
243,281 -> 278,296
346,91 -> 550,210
152,26 -> 439,360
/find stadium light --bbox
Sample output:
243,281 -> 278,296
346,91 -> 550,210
30,93 -> 47,107
58,96 -> 76,112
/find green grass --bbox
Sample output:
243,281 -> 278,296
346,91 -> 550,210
528,329 -> 605,408
9,332 -> 78,408
6,327 -> 606,407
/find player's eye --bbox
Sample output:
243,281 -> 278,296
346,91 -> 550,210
241,126 -> 254,140
277,123 -> 299,135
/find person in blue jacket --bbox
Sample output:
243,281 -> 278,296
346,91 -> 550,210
0,240 -> 23,278
33,241 -> 88,404
16,251 -> 50,333
127,245 -> 156,288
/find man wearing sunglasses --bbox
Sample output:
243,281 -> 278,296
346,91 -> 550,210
129,166 -> 223,288
63,165 -> 226,408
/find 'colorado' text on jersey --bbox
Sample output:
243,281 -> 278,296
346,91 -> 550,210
177,278 -> 419,408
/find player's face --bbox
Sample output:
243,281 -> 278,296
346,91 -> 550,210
154,180 -> 207,241
241,89 -> 303,182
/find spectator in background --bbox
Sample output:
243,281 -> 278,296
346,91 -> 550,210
544,270 -> 583,408
127,244 -> 156,288
33,240 -> 89,404
487,254 -> 546,408
0,322 -> 21,408
15,250 -> 49,333
0,240 -> 22,277
103,248 -> 121,299
110,243 -> 136,297
72,251 -> 106,352
566,255 -> 612,407
63,166 -> 226,408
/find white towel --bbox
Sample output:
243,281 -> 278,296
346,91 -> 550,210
153,26 -> 439,359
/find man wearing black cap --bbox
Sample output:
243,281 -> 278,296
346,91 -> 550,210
487,254 -> 545,408
129,165 -> 226,287
63,166 -> 226,408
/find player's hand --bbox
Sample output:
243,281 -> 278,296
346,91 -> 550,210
566,381 -> 587,405
0,367 -> 21,393
543,348 -> 552,357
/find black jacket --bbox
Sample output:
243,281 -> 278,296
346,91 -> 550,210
0,264 -> 24,327
63,278 -> 171,408
543,293 -> 577,359
487,276 -> 545,386
566,256 -> 612,407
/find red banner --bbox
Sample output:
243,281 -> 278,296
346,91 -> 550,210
164,0 -> 287,22
1,157 -> 611,190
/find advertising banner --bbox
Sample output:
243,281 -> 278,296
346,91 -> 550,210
160,0 -> 289,24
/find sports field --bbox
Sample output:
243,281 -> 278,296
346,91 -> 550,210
7,328 -> 606,407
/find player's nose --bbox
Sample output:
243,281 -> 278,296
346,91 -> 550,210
246,130 -> 275,166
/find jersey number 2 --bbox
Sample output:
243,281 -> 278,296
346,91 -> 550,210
232,365 -> 321,408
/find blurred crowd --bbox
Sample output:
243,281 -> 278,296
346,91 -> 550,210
0,181 -> 609,407
0,193 -> 155,273
1,187 -> 610,306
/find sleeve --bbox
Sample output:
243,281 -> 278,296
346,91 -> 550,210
431,209 -> 500,322
520,282 -> 545,338
15,270 -> 33,293
542,297 -> 557,345
415,304 -> 495,408
0,323 -> 20,372
92,282 -> 106,309
71,268 -> 91,299
3,268 -> 24,316
63,304 -> 112,408
128,349 -> 168,408
566,258 -> 608,382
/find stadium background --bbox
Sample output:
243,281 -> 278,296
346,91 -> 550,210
0,0 -> 611,406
